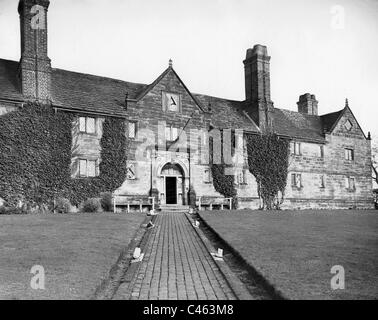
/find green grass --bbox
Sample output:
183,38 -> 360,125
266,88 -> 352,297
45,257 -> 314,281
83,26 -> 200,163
200,210 -> 378,300
0,213 -> 144,300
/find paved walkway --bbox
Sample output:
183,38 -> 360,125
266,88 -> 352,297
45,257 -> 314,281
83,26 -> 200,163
115,211 -> 239,300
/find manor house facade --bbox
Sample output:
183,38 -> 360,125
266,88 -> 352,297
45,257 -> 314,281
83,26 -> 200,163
0,0 -> 373,209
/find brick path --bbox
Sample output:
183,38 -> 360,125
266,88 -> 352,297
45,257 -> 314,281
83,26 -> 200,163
115,212 -> 240,300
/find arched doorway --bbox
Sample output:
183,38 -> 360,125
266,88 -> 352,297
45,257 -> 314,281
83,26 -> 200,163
161,163 -> 184,205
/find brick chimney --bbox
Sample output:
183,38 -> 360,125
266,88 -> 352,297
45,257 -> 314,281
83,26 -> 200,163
18,0 -> 51,103
243,44 -> 274,132
297,93 -> 318,116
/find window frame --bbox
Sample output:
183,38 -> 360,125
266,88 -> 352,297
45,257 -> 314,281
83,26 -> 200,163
320,175 -> 325,188
291,142 -> 302,156
165,125 -> 179,142
128,121 -> 137,139
79,116 -> 97,135
79,159 -> 98,178
319,145 -> 324,158
291,173 -> 302,189
345,148 -> 354,161
346,176 -> 356,191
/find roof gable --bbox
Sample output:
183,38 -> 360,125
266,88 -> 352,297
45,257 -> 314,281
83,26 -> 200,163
136,67 -> 207,113
329,106 -> 367,139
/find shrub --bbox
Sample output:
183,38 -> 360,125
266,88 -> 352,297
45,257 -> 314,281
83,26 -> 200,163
55,197 -> 72,214
100,192 -> 113,212
82,198 -> 101,213
0,206 -> 29,215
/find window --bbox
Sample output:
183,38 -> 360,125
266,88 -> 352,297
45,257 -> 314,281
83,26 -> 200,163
346,177 -> 356,190
165,126 -> 179,141
319,145 -> 324,158
291,142 -> 301,155
235,170 -> 247,185
128,122 -> 137,139
345,148 -> 354,161
79,159 -> 97,177
320,175 -> 325,188
79,117 -> 96,134
204,168 -> 212,183
291,173 -> 302,189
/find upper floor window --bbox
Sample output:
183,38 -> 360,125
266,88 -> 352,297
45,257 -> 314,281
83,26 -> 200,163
291,173 -> 302,189
128,121 -> 137,139
79,117 -> 96,134
319,145 -> 324,158
79,159 -> 98,178
165,126 -> 179,141
345,148 -> 354,161
291,142 -> 302,155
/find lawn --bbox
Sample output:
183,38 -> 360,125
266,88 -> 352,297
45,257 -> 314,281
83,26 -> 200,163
0,213 -> 144,300
200,210 -> 378,300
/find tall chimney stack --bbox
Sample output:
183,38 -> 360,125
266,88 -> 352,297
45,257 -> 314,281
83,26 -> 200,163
18,0 -> 51,103
243,44 -> 273,132
297,93 -> 318,116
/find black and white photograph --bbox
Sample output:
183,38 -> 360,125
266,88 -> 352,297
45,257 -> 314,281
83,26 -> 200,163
0,0 -> 377,309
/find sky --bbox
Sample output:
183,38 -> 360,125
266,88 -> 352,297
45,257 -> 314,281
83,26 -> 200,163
0,0 -> 377,135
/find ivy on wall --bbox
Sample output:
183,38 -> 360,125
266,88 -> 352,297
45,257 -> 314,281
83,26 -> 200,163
0,103 -> 72,206
209,130 -> 238,208
246,133 -> 290,210
68,117 -> 128,205
0,102 -> 128,208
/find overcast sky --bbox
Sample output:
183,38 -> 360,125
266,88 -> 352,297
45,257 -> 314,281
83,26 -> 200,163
0,0 -> 377,135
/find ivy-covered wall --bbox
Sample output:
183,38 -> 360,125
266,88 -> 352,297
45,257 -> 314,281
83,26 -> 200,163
246,133 -> 290,210
0,102 -> 128,208
0,103 -> 72,206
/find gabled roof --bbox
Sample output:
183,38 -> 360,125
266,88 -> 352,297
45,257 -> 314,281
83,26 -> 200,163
135,66 -> 207,113
0,58 -> 255,129
320,105 -> 368,139
0,58 -> 366,141
321,109 -> 343,133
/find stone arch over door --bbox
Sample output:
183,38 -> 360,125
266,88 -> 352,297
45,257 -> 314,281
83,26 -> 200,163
158,162 -> 188,205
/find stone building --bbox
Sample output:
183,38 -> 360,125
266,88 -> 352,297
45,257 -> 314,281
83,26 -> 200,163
0,0 -> 373,209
